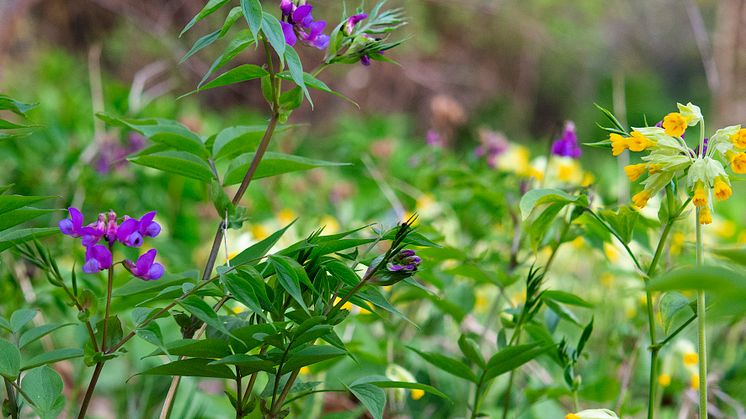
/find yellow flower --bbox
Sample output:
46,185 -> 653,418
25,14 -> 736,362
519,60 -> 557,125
526,166 -> 544,181
692,182 -> 708,207
691,373 -> 700,390
624,164 -> 648,181
730,152 -> 746,174
333,297 -> 354,312
610,133 -> 628,156
411,389 -> 425,400
699,207 -> 712,225
627,131 -> 655,152
581,172 -> 595,187
600,272 -> 615,287
731,128 -> 746,149
603,243 -> 619,263
670,232 -> 685,255
658,373 -> 672,387
683,352 -> 698,367
566,414 -> 581,419
250,224 -> 270,240
557,161 -> 580,182
647,164 -> 662,175
571,236 -> 585,248
416,194 -> 435,211
714,177 -> 732,201
475,294 -> 490,313
663,112 -> 688,137
320,215 -> 340,234
300,366 -> 311,375
632,190 -> 652,208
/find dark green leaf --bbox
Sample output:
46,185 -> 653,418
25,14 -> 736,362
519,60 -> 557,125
0,339 -> 20,379
199,31 -> 255,87
483,343 -> 549,381
180,0 -> 230,36
241,0 -> 263,40
0,195 -> 53,217
458,335 -> 486,369
19,323 -> 73,349
519,189 -> 586,220
179,295 -> 232,336
346,383 -> 385,419
209,354 -> 275,374
261,12 -> 286,63
228,221 -> 294,267
541,291 -> 593,308
188,64 -> 268,96
21,366 -> 65,419
129,150 -> 216,182
181,29 -> 221,63
408,347 -> 477,383
281,345 -> 347,373
10,309 -> 37,333
223,151 -> 348,185
21,348 -> 84,371
139,358 -> 235,379
0,208 -> 56,231
269,255 -> 312,313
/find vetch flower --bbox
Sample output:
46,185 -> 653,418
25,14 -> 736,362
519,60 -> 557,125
551,121 -> 581,158
124,249 -> 165,281
344,13 -> 368,35
387,249 -> 421,272
82,244 -> 113,274
279,1 -> 329,50
59,207 -> 84,237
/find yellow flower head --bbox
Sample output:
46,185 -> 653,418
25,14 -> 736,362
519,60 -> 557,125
658,373 -> 672,387
663,112 -> 688,137
632,190 -> 652,208
731,152 -> 746,174
610,133 -> 628,156
731,128 -> 746,149
627,131 -> 655,152
624,164 -> 648,182
714,177 -> 732,201
683,352 -> 698,367
691,373 -> 700,390
698,207 -> 712,225
692,182 -> 708,207
647,164 -> 662,175
411,389 -> 425,400
566,414 -> 581,419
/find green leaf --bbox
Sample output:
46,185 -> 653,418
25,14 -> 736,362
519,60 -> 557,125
648,265 -> 746,293
541,290 -> 593,308
0,317 -> 10,332
209,354 -> 275,374
519,189 -> 586,220
199,31 -> 255,88
0,195 -> 53,217
0,208 -> 56,231
483,343 -> 549,381
180,0 -> 230,36
19,323 -> 73,349
220,6 -> 244,37
21,348 -> 84,371
281,345 -> 347,373
96,115 -> 208,159
458,335 -> 486,369
223,151 -> 348,185
0,339 -> 21,379
222,272 -> 268,320
145,339 -> 232,359
188,64 -> 268,96
276,72 -> 358,107
659,292 -> 694,334
261,12 -> 286,63
366,380 -> 450,400
0,95 -> 38,115
181,29 -> 221,63
599,207 -> 639,244
139,358 -> 235,379
211,124 -> 290,160
712,246 -> 746,267
129,150 -> 216,182
527,201 -> 566,248
241,0 -> 263,40
283,47 -> 311,106
346,383 -> 385,419
0,228 -> 58,252
408,347 -> 477,383
10,309 -> 37,333
228,221 -> 294,267
21,366 -> 65,419
269,255 -> 313,314
179,295 -> 233,336
114,272 -> 197,298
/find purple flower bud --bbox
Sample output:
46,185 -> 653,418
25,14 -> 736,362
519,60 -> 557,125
345,13 -> 368,34
82,245 -> 113,274
360,55 -> 371,66
281,21 -> 297,46
550,121 -> 581,159
280,0 -> 294,16
125,249 -> 164,281
400,249 -> 416,257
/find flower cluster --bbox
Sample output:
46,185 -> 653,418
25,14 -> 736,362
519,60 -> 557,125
387,249 -> 421,273
280,0 -> 329,50
610,102 -> 744,224
59,207 -> 164,280
551,121 -> 581,159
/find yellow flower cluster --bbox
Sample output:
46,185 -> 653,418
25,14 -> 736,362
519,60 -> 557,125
609,102 -> 743,224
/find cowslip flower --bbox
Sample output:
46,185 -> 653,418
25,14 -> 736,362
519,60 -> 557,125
551,121 -> 581,158
280,1 -> 329,50
59,207 -> 164,279
609,102 -> 742,224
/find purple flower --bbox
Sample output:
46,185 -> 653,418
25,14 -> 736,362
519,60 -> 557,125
116,211 -> 160,247
475,128 -> 509,167
550,121 -> 581,159
387,249 -> 421,273
426,129 -> 443,148
82,244 -> 113,274
138,211 -> 161,238
345,13 -> 368,34
125,249 -> 164,281
360,55 -> 371,66
59,207 -> 84,237
279,1 -> 329,50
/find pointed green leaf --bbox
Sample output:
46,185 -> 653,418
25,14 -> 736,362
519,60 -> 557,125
129,150 -> 215,182
139,358 -> 235,379
0,339 -> 21,379
21,348 -> 84,371
241,0 -> 263,40
223,152 -> 348,185
180,0 -> 230,36
21,366 -> 65,419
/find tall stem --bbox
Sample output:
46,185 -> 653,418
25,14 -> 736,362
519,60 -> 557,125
696,211 -> 707,418
4,378 -> 18,419
77,362 -> 104,419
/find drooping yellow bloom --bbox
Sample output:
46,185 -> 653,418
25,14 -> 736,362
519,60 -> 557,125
692,182 -> 708,207
624,164 -> 648,181
632,190 -> 652,208
658,373 -> 672,387
714,177 -> 732,201
698,207 -> 712,225
566,414 -> 581,419
627,131 -> 655,152
663,112 -> 688,137
683,352 -> 698,367
610,133 -> 628,156
411,389 -> 425,400
647,164 -> 662,174
731,152 -> 746,174
581,172 -> 595,187
731,128 -> 746,149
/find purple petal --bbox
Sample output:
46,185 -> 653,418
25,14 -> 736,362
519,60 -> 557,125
117,218 -> 143,247
280,0 -> 294,16
145,263 -> 164,280
292,5 -> 312,24
135,249 -> 157,276
400,250 -> 416,257
309,34 -> 329,50
281,21 -> 297,46
59,219 -> 75,235
388,264 -> 404,272
82,258 -> 101,274
306,20 -> 326,38
360,55 -> 371,66
69,208 -> 84,229
85,245 -> 112,272
138,211 -> 161,237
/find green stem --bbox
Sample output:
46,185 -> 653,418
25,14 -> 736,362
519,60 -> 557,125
696,210 -> 707,418
470,375 -> 485,419
101,263 -> 115,350
235,369 -> 243,419
4,377 -> 18,419
77,361 -> 104,419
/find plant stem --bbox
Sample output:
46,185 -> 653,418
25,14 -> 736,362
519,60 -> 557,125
272,370 -> 300,416
235,369 -> 243,419
470,375 -> 485,419
3,377 -> 18,419
696,210 -> 707,418
77,361 -> 104,419
101,263 -> 115,350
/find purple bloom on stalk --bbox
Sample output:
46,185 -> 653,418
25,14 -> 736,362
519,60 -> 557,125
82,244 -> 113,274
279,1 -> 329,50
116,211 -> 160,247
345,13 -> 368,34
125,249 -> 164,281
550,121 -> 581,158
59,207 -> 84,237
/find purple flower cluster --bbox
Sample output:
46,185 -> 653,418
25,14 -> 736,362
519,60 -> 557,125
550,121 -> 581,159
475,128 -> 509,168
59,208 -> 164,280
93,132 -> 146,174
280,1 -> 329,50
387,249 -> 421,273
